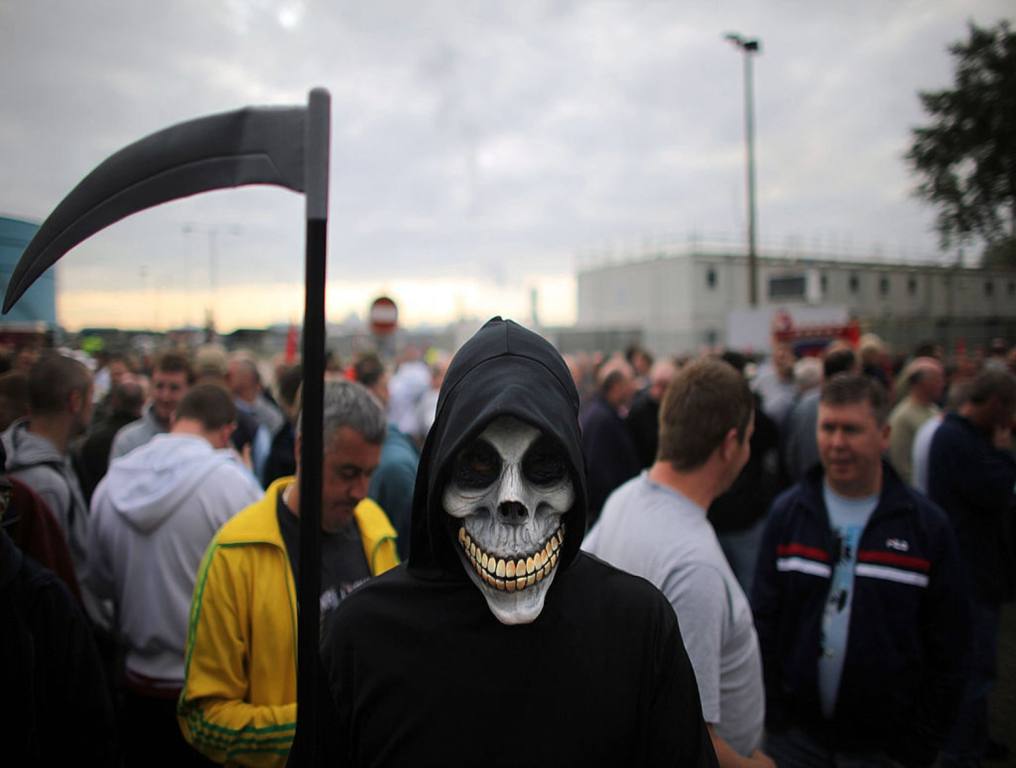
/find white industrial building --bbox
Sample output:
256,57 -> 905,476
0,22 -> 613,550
576,245 -> 1016,356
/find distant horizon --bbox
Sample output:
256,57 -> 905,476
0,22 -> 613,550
5,2 -> 1011,332
53,272 -> 577,334
47,235 -> 1010,334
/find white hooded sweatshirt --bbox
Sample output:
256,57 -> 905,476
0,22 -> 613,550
88,433 -> 262,685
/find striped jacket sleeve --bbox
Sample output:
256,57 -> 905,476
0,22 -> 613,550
750,495 -> 792,733
177,542 -> 296,767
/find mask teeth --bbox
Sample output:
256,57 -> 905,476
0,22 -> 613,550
458,523 -> 565,593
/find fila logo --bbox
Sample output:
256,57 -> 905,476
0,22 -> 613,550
886,538 -> 910,552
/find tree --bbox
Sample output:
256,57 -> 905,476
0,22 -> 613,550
982,235 -> 1016,268
906,20 -> 1016,263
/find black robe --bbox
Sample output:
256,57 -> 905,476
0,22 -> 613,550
320,317 -> 717,767
0,529 -> 117,764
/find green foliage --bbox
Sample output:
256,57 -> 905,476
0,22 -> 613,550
982,235 -> 1016,268
906,20 -> 1016,253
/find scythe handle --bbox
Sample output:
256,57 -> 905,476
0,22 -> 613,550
292,86 -> 330,768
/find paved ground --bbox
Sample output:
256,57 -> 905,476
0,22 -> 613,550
989,601 -> 1016,766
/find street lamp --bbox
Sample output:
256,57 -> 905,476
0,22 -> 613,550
182,223 -> 243,335
725,32 -> 761,307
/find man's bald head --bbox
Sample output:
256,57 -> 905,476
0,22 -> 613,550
597,356 -> 636,409
906,356 -> 945,405
226,353 -> 261,402
648,360 -> 678,402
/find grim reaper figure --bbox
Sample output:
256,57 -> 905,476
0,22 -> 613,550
320,318 -> 717,766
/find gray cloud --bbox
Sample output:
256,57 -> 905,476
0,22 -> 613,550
2,0 -> 1012,326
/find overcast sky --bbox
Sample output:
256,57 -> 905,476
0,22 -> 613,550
1,1 -> 1011,331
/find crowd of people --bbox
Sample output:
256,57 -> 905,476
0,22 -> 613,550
575,335 -> 1015,768
0,325 -> 1013,767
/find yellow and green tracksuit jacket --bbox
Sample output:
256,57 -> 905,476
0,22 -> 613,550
177,476 -> 399,767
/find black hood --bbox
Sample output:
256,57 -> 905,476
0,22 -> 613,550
407,317 -> 587,578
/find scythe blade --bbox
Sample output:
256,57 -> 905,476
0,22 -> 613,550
4,91 -> 333,767
3,104 -> 306,313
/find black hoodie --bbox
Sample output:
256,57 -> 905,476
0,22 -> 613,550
321,318 -> 717,767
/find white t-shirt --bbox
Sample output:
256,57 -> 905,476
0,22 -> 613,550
911,415 -> 943,494
818,482 -> 878,719
584,472 -> 765,756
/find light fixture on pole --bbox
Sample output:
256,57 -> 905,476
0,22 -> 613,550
181,222 -> 243,337
725,32 -> 761,307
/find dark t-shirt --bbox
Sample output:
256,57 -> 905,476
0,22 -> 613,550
276,495 -> 371,622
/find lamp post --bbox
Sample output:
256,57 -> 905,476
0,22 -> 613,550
182,222 -> 243,335
725,33 -> 761,307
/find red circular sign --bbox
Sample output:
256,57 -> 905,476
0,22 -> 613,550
771,309 -> 793,334
369,296 -> 398,336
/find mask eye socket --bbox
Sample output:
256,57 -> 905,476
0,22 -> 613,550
452,439 -> 501,488
522,435 -> 568,486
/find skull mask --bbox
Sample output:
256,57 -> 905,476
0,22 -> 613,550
443,415 -> 574,625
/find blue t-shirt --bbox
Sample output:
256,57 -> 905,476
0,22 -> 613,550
819,482 -> 878,718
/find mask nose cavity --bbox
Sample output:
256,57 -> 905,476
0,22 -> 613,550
497,500 -> 529,524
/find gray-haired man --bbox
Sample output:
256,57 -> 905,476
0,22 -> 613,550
178,380 -> 400,767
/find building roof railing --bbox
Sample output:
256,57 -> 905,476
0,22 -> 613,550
574,232 -> 986,273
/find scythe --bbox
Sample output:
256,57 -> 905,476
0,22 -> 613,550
3,88 -> 331,767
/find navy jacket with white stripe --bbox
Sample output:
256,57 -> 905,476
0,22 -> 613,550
752,461 -> 969,767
